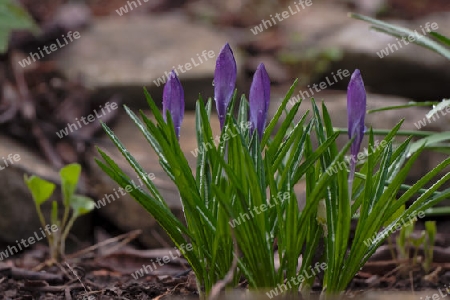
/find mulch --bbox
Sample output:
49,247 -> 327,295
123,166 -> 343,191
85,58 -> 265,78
1,228 -> 450,299
0,230 -> 198,300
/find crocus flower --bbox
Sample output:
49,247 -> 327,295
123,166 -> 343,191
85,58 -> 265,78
249,63 -> 270,140
163,70 -> 185,139
347,69 -> 367,183
214,43 -> 237,129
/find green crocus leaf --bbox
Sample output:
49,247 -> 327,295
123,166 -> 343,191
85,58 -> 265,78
383,205 -> 405,227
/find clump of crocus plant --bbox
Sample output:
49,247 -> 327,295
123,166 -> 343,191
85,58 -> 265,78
214,43 -> 237,129
162,70 -> 185,139
97,42 -> 450,299
249,63 -> 270,140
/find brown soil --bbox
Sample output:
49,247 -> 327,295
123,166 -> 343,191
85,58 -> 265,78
0,239 -> 199,300
1,236 -> 450,299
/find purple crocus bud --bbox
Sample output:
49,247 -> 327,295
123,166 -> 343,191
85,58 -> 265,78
249,63 -> 270,140
162,70 -> 185,139
347,69 -> 367,182
214,43 -> 237,129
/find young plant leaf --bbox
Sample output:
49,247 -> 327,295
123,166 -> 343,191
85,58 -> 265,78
60,163 -> 81,206
70,195 -> 95,216
24,175 -> 56,206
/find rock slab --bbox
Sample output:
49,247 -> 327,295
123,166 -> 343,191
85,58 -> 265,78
56,14 -> 242,109
282,3 -> 450,101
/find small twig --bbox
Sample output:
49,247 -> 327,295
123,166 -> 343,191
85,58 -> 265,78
154,290 -> 171,300
32,258 -> 57,272
424,266 -> 442,282
367,264 -> 402,288
0,265 -> 64,283
21,284 -> 84,293
67,229 -> 142,260
102,230 -> 143,256
34,230 -> 142,272
65,262 -> 90,295
56,261 -> 72,279
83,278 -> 103,290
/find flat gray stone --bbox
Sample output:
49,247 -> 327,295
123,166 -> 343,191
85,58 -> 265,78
55,14 -> 242,109
282,3 -> 450,100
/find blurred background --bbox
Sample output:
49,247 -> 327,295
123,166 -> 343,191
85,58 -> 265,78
1,0 -> 450,251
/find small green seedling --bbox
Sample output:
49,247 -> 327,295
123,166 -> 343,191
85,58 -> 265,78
384,205 -> 405,261
409,226 -> 426,266
24,163 -> 95,261
396,218 -> 415,262
394,218 -> 436,275
423,221 -> 436,273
